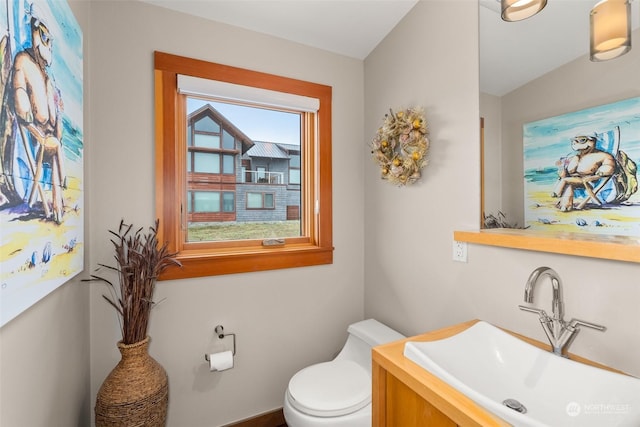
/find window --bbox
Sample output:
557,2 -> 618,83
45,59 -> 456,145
257,167 -> 267,183
247,192 -> 275,209
222,130 -> 235,149
194,191 -> 220,212
289,153 -> 301,185
222,192 -> 235,212
192,152 -> 219,173
188,191 -> 235,213
187,113 -> 236,175
154,51 -> 333,279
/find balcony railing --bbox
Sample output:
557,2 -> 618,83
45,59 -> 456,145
242,170 -> 284,184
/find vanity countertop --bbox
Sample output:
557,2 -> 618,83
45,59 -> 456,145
372,319 -> 622,427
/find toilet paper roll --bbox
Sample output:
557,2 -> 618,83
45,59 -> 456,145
208,350 -> 234,372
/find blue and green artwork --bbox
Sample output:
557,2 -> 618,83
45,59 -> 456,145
0,0 -> 83,326
523,97 -> 640,236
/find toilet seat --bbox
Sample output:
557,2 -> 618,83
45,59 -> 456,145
286,360 -> 371,417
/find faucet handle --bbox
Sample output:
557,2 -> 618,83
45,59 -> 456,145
518,305 -> 551,321
568,318 -> 606,332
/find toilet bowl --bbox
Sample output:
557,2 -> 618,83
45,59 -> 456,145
283,319 -> 405,427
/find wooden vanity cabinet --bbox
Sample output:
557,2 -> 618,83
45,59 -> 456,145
376,368 -> 459,426
372,320 -> 512,427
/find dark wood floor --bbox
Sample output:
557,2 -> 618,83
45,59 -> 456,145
224,408 -> 286,427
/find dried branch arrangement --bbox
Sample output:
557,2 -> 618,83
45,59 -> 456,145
87,219 -> 181,344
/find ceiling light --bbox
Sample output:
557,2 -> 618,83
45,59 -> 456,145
501,0 -> 547,22
590,0 -> 632,62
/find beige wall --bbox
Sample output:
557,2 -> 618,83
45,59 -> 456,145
88,2 -> 364,426
364,0 -> 481,332
0,1 -> 91,426
3,1 -> 640,426
365,0 -> 640,380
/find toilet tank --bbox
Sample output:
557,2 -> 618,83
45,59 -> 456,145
335,319 -> 405,371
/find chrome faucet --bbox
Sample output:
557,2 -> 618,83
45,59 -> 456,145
519,267 -> 606,357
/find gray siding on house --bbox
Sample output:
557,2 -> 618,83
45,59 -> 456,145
236,184 -> 288,222
286,187 -> 300,206
268,159 -> 289,183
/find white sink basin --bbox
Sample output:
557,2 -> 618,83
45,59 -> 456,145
404,321 -> 640,427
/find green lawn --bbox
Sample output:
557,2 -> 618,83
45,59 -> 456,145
188,220 -> 301,241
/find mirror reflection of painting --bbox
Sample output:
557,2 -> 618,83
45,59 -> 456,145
523,97 -> 640,236
0,0 -> 83,327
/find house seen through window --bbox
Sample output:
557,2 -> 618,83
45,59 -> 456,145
186,99 -> 302,242
154,51 -> 333,279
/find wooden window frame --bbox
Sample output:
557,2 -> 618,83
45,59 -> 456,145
154,51 -> 333,280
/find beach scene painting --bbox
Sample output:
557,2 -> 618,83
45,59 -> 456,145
523,97 -> 640,237
0,0 -> 83,326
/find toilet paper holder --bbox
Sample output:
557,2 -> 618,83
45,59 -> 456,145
204,325 -> 236,363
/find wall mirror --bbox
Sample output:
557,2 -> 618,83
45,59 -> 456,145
455,0 -> 640,263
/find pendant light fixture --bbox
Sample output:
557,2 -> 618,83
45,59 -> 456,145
501,0 -> 547,22
590,0 -> 632,62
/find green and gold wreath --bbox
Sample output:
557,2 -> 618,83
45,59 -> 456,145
370,107 -> 429,186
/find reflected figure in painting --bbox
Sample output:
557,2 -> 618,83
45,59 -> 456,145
552,127 -> 637,212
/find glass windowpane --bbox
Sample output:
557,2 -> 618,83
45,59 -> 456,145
264,193 -> 274,208
194,115 -> 220,133
289,169 -> 300,184
222,130 -> 235,149
257,167 -> 266,181
183,96 -> 308,243
222,154 -> 234,174
223,192 -> 235,212
247,193 -> 262,209
194,133 -> 220,149
194,152 -> 220,173
194,192 -> 220,212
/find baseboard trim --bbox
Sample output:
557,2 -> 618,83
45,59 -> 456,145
223,408 -> 286,427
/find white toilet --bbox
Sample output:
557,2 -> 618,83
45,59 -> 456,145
283,319 -> 405,427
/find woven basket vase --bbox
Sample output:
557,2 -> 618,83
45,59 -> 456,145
95,337 -> 169,427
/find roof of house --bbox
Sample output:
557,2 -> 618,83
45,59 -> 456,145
188,104 -> 255,154
276,143 -> 300,153
244,141 -> 289,159
188,104 -> 301,160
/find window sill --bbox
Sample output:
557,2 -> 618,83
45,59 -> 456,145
454,228 -> 640,263
159,244 -> 334,280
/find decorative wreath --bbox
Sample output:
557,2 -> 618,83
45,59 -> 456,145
370,107 -> 429,186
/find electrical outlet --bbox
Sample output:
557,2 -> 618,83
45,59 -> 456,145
452,240 -> 468,262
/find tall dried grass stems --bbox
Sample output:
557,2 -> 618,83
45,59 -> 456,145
88,219 -> 181,344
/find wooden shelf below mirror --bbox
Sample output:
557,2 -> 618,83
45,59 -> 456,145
454,229 -> 640,263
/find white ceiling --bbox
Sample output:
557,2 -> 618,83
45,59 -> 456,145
480,0 -> 640,96
142,0 -> 639,96
141,0 -> 419,60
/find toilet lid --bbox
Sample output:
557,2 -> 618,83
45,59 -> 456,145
287,360 -> 371,417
